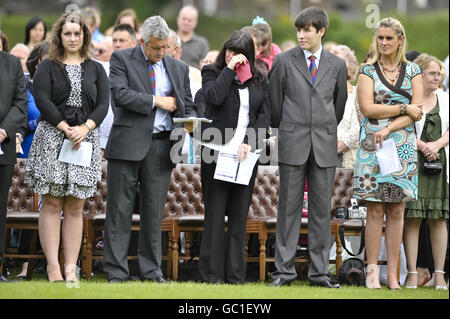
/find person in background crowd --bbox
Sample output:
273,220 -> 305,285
403,53 -> 449,290
0,31 -> 9,52
252,18 -> 281,70
443,56 -> 449,92
94,36 -> 113,62
98,24 -> 138,152
280,39 -> 296,52
199,30 -> 270,284
268,7 -> 347,288
24,12 -> 109,282
13,41 -> 50,279
84,6 -> 105,45
24,16 -> 47,51
105,8 -> 141,38
331,44 -> 362,168
354,17 -> 423,289
195,50 -> 220,118
112,23 -> 138,52
323,40 -> 337,52
103,15 -> 196,283
177,5 -> 209,69
10,44 -> 31,75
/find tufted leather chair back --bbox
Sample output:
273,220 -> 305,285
164,164 -> 204,218
7,159 -> 37,213
331,168 -> 354,213
248,166 -> 279,220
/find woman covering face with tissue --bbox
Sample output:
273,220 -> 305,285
198,30 -> 270,284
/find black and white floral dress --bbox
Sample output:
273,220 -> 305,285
25,64 -> 102,199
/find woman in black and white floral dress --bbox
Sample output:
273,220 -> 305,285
25,12 -> 108,282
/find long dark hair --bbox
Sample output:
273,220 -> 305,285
48,12 -> 92,65
24,16 -> 47,45
215,30 -> 263,84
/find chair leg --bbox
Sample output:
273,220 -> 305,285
171,228 -> 180,281
259,227 -> 268,282
26,229 -> 39,280
185,232 -> 192,258
166,231 -> 172,279
334,225 -> 343,275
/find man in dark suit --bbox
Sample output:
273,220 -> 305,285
0,51 -> 28,282
103,16 -> 197,283
268,7 -> 347,288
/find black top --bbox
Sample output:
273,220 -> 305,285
33,58 -> 109,128
201,64 -> 271,148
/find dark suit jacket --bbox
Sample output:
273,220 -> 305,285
0,52 -> 28,165
269,46 -> 348,167
200,64 -> 271,150
105,46 -> 197,161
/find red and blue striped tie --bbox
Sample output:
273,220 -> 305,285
308,55 -> 317,83
148,62 -> 155,93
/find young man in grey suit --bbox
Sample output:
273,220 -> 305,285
103,16 -> 197,283
269,7 -> 347,288
0,51 -> 28,282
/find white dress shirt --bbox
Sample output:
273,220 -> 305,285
303,45 -> 323,70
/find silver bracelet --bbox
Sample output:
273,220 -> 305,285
84,122 -> 94,131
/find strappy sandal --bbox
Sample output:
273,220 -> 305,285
434,270 -> 448,291
64,264 -> 79,283
365,264 -> 381,289
404,271 -> 418,289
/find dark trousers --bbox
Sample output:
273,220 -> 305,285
0,164 -> 14,266
199,153 -> 257,284
103,138 -> 172,281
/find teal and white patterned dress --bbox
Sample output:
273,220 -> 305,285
353,61 -> 421,202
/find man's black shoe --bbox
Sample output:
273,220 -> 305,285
269,277 -> 292,287
108,278 -> 125,283
310,279 -> 341,288
142,276 -> 168,283
0,275 -> 15,283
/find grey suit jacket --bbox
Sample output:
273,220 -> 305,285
104,46 -> 197,161
269,46 -> 347,167
0,52 -> 28,165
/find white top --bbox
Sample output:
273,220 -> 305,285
223,88 -> 250,152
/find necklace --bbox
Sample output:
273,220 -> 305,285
379,60 -> 400,84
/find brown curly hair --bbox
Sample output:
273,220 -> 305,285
48,12 -> 92,65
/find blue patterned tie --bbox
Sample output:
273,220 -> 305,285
309,55 -> 318,83
148,62 -> 155,93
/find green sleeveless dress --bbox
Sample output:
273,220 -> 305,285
405,100 -> 449,219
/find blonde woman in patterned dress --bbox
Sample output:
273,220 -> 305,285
355,17 -> 424,289
25,12 -> 108,282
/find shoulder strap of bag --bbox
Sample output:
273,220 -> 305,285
338,219 -> 365,257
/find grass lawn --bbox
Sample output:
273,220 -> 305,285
0,271 -> 448,300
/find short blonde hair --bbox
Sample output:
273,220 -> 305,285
366,17 -> 408,66
330,44 -> 359,81
414,53 -> 445,85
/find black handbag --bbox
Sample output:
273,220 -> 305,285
423,160 -> 442,175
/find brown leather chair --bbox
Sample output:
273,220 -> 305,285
251,168 -> 354,281
81,160 -> 172,279
4,159 -> 41,280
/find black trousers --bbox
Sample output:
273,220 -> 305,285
0,164 -> 14,265
199,150 -> 257,284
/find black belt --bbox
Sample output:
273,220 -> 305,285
152,131 -> 171,140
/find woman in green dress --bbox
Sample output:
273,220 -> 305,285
403,54 -> 449,290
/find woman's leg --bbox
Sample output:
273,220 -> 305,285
365,202 -> 385,288
62,196 -> 86,281
39,194 -> 64,281
385,202 -> 405,289
427,218 -> 448,288
403,217 -> 422,287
